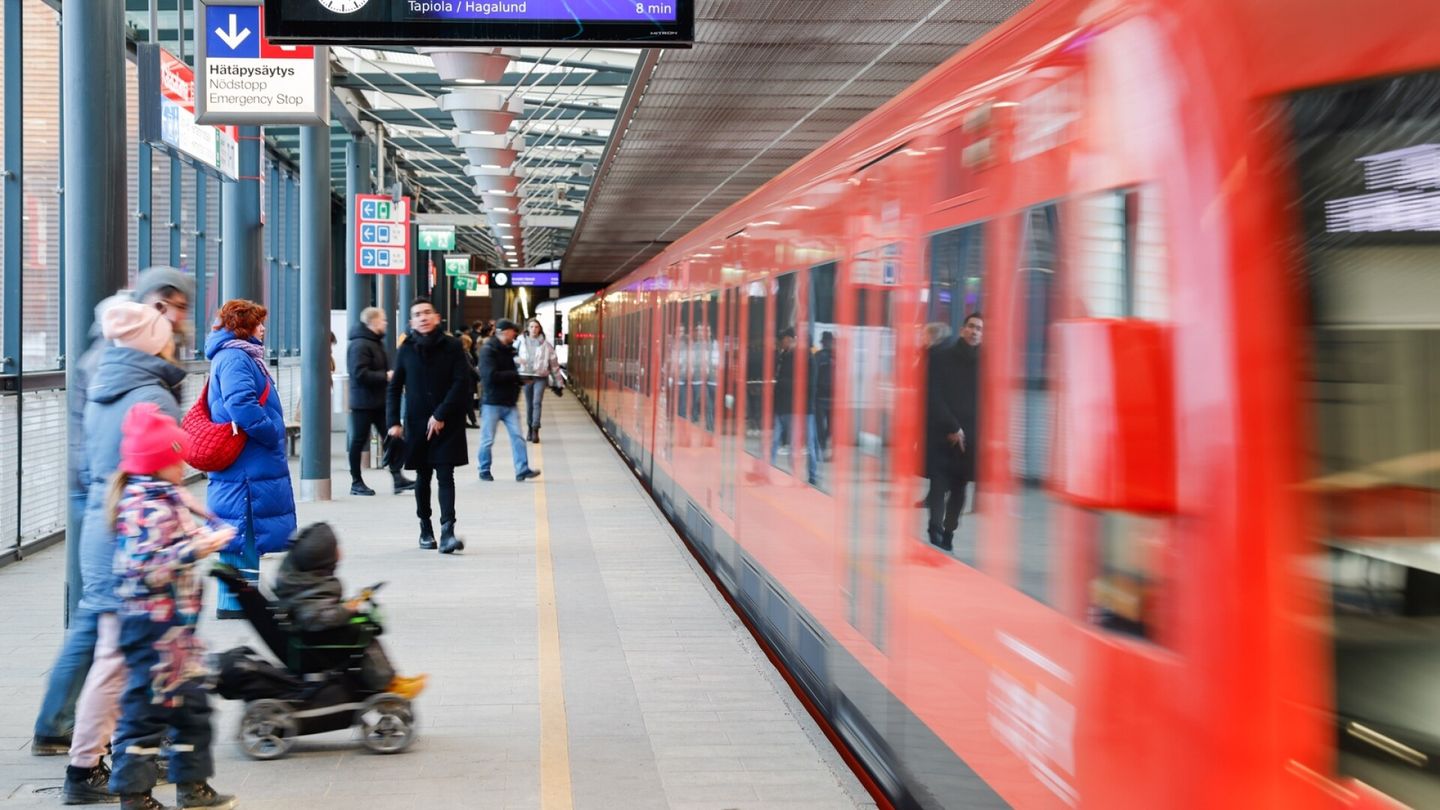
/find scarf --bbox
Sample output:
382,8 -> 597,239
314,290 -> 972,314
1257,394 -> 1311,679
220,338 -> 273,380
410,328 -> 444,350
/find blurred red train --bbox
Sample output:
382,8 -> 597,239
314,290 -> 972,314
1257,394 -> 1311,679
567,0 -> 1440,806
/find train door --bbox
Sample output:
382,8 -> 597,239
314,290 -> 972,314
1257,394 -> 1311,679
719,286 -> 741,520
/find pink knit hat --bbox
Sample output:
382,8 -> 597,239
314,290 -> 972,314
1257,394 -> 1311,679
102,301 -> 173,356
119,403 -> 190,475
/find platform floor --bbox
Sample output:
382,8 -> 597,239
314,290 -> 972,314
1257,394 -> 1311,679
0,398 -> 873,809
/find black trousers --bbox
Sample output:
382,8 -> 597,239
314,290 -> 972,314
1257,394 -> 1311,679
413,463 -> 456,526
349,408 -> 401,481
925,474 -> 970,541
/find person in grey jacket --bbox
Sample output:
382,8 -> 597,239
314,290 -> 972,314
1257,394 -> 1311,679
58,303 -> 187,803
515,318 -> 560,444
40,268 -> 194,760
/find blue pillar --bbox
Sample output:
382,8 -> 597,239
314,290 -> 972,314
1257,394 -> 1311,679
169,152 -> 182,267
300,124 -> 332,502
62,0 -> 128,623
195,171 -> 208,341
222,126 -> 263,303
345,137 -> 372,327
137,145 -> 151,270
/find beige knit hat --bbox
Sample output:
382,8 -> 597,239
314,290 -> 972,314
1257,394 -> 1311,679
102,301 -> 174,356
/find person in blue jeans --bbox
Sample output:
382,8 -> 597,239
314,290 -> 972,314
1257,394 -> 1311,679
477,320 -> 542,483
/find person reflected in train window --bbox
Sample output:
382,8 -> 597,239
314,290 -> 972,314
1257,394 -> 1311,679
925,313 -> 982,551
806,331 -> 836,486
915,322 -> 953,509
771,328 -> 797,463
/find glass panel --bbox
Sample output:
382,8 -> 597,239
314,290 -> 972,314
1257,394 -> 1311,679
151,147 -> 171,269
744,281 -> 766,458
125,56 -> 139,287
921,224 -> 985,562
1291,71 -> 1440,806
703,291 -> 718,434
806,262 -> 838,490
1014,205 -> 1060,605
20,0 -> 61,370
770,272 -> 798,472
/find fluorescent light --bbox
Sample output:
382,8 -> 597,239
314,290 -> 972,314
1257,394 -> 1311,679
470,130 -> 496,136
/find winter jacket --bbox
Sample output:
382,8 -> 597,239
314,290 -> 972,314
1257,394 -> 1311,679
203,328 -> 297,556
346,324 -> 390,411
273,523 -> 351,634
113,476 -> 230,703
774,348 -> 796,415
924,339 -> 980,481
386,329 -> 471,468
516,334 -> 560,380
77,347 -> 187,614
478,336 -> 522,407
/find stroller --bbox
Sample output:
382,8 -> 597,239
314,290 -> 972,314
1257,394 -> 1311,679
209,564 -> 417,759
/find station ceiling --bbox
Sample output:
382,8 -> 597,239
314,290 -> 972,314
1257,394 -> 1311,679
122,0 -> 1030,282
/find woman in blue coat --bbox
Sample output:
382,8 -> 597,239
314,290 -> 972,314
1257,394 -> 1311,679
204,299 -> 296,618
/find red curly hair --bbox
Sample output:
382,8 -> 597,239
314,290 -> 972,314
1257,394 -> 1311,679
214,299 -> 268,340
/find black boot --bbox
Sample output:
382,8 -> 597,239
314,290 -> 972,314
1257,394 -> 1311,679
439,521 -> 464,554
418,519 -> 437,550
392,472 -> 416,494
175,782 -> 237,810
119,795 -> 165,810
533,427 -> 541,444
62,762 -> 116,805
350,480 -> 376,496
31,734 -> 70,756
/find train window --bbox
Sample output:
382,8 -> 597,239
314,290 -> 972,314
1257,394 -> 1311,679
675,301 -> 691,417
744,281 -> 767,458
921,224 -> 986,563
1074,187 -> 1169,320
1014,204 -> 1060,606
689,298 -> 704,426
928,223 -> 986,334
1291,71 -> 1440,804
806,262 -> 838,491
771,272 -> 800,473
720,287 -> 740,517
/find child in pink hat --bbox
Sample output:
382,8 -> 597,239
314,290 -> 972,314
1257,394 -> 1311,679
107,403 -> 240,810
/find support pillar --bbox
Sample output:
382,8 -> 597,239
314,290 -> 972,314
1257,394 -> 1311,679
299,123 -> 332,502
62,0 -> 128,624
345,137 -> 372,326
222,125 -> 263,303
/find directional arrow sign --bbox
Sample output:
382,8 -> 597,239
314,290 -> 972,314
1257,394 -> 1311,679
195,0 -> 327,126
213,12 -> 252,51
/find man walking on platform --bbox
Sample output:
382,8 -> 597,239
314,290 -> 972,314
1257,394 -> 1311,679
477,320 -> 542,483
388,298 -> 472,555
347,307 -> 415,496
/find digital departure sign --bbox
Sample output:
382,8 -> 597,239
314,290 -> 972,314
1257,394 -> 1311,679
264,0 -> 693,47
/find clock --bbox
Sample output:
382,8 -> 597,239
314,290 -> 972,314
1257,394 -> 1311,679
494,272 -> 509,287
317,0 -> 370,13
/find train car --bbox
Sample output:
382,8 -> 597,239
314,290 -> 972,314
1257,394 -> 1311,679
569,0 -> 1440,806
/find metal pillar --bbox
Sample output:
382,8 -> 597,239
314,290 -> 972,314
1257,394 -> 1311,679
222,126 -> 263,303
137,145 -> 151,270
62,0 -> 128,624
195,171 -> 208,341
345,137 -> 372,327
169,152 -> 182,267
299,124 -> 332,502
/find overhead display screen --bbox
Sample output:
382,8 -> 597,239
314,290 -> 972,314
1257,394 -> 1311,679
264,0 -> 693,47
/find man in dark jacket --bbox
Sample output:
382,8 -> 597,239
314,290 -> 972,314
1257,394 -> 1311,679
770,328 -> 796,465
925,313 -> 983,551
477,320 -> 541,483
386,298 -> 472,554
347,307 -> 415,496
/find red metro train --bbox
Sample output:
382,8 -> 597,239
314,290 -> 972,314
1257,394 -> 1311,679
567,0 -> 1440,806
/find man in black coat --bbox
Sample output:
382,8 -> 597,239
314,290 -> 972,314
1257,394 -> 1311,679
476,320 -> 541,483
770,328 -> 796,465
386,297 -> 472,554
925,313 -> 983,551
347,307 -> 415,496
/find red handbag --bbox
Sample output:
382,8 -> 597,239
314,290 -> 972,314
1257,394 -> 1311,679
182,375 -> 272,472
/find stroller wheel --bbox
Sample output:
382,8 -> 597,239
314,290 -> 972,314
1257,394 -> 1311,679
359,694 -> 416,755
240,699 -> 296,760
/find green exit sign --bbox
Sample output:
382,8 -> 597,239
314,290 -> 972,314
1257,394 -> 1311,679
455,275 -> 480,292
444,255 -> 471,276
418,225 -> 456,251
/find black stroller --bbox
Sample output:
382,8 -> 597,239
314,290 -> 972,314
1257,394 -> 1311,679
209,564 -> 417,759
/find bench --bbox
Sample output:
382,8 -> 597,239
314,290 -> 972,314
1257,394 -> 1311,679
285,423 -> 301,457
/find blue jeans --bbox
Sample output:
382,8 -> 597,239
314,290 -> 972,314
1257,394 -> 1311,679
109,617 -> 214,795
805,414 -> 821,485
479,404 -> 531,476
34,608 -> 99,740
523,380 -> 546,429
770,414 -> 792,465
